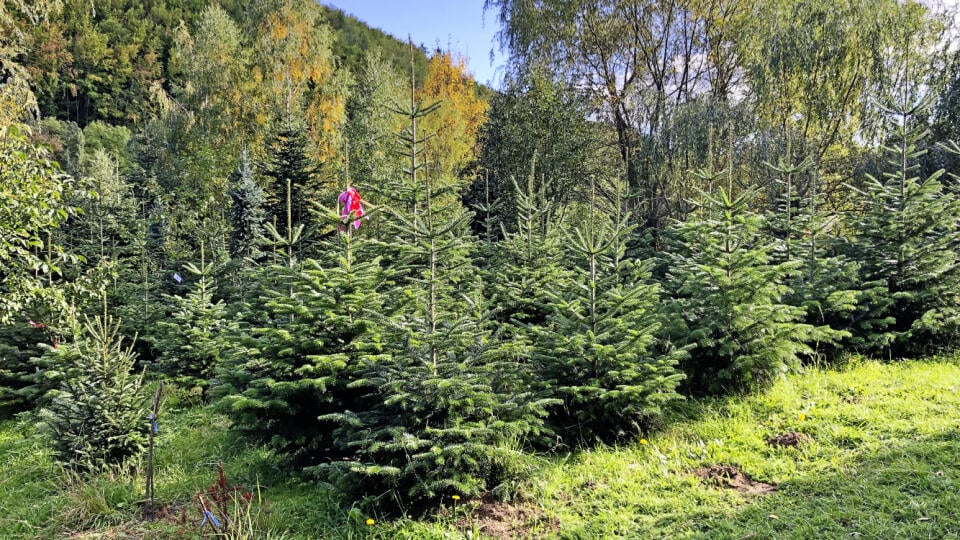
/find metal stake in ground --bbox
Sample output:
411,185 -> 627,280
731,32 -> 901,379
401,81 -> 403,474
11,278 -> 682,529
146,381 -> 164,513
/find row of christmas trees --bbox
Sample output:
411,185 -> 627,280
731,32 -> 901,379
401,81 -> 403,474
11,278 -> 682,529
19,91 -> 960,510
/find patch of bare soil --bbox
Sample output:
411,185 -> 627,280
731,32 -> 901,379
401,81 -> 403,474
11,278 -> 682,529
142,501 -> 191,523
766,431 -> 810,448
456,499 -> 560,540
692,464 -> 777,496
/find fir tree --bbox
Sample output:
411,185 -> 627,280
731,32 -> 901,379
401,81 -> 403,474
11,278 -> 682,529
486,157 -> 569,321
40,315 -> 147,470
113,186 -> 168,361
317,53 -> 554,504
151,250 -> 233,396
764,158 -> 871,358
535,178 -> 684,441
213,226 -> 391,464
664,185 -> 833,393
786,230 -> 888,356
848,98 -> 960,355
484,166 -> 571,370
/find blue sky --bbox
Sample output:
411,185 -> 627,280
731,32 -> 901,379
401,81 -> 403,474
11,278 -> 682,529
323,1 -> 508,88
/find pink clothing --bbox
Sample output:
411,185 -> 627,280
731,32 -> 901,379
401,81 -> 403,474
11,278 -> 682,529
339,187 -> 364,229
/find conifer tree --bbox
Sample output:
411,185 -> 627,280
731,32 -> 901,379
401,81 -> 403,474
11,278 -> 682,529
764,158 -> 871,357
534,178 -> 684,441
151,250 -> 233,396
482,164 -> 570,409
40,315 -> 146,470
0,323 -> 50,415
228,149 -> 265,263
848,98 -> 960,355
486,158 -> 570,329
318,52 -> 554,503
214,219 -> 391,464
664,185 -> 832,393
264,123 -> 316,251
112,186 -> 168,361
325,192 -> 549,502
785,223 -> 887,356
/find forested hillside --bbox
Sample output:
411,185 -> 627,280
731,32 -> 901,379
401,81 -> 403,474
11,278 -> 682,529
3,0 -> 960,537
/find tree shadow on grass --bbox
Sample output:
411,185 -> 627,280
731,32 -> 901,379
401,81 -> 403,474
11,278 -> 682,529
684,429 -> 960,539
544,429 -> 960,539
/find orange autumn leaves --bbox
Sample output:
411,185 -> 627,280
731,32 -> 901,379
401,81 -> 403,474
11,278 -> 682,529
170,1 -> 485,183
254,8 -> 488,174
252,9 -> 489,175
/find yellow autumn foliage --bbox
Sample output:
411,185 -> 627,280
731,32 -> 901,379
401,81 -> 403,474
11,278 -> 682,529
255,0 -> 345,164
417,51 -> 488,186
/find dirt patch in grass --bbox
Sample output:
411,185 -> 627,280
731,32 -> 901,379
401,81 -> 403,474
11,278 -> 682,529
456,499 -> 560,540
766,431 -> 810,448
693,465 -> 777,496
142,501 -> 191,522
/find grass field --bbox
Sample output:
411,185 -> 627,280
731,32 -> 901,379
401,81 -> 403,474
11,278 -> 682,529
2,356 -> 959,539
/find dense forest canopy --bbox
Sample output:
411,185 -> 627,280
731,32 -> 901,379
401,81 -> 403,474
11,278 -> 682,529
3,0 -> 960,512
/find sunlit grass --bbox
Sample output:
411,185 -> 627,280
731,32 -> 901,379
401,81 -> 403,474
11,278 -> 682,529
531,357 -> 960,538
0,419 -> 64,538
1,357 -> 958,538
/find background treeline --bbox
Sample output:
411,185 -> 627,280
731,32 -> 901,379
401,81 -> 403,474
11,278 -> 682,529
3,0 -> 960,514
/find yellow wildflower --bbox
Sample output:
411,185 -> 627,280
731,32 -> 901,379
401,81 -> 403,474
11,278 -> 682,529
366,518 -> 375,526
640,438 -> 649,445
452,495 -> 461,501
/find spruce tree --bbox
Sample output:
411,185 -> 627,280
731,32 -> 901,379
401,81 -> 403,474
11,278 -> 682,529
664,185 -> 832,393
848,98 -> 960,355
534,178 -> 684,441
264,123 -> 316,253
0,323 -> 51,415
228,149 -> 266,262
40,315 -> 147,470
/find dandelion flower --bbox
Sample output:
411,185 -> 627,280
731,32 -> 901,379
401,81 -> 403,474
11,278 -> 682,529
452,495 -> 461,501
366,518 -> 375,526
798,413 -> 806,421
640,438 -> 649,445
